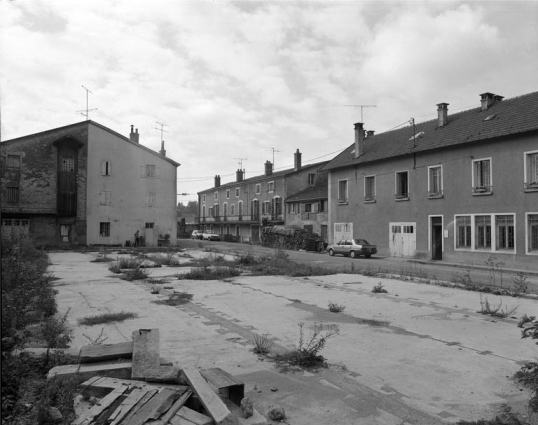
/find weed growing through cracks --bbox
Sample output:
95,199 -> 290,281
328,301 -> 346,313
513,272 -> 529,296
477,295 -> 519,318
252,333 -> 276,355
83,328 -> 109,345
78,311 -> 139,326
372,282 -> 388,293
121,267 -> 150,281
152,292 -> 193,306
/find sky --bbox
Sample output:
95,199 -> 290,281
1,0 -> 537,204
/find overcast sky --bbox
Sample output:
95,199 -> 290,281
1,0 -> 537,204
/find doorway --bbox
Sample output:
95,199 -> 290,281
431,216 -> 443,260
389,222 -> 416,257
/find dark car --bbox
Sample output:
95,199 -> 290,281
327,239 -> 377,258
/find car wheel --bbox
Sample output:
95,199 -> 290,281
329,249 -> 334,256
365,254 -> 371,258
350,251 -> 357,259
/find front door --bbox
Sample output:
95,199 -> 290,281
431,216 -> 443,260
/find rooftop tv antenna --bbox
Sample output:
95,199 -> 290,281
76,85 -> 98,120
154,121 -> 170,142
235,157 -> 247,169
344,104 -> 377,122
267,147 -> 281,167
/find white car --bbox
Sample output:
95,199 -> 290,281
327,239 -> 377,258
191,230 -> 203,240
202,231 -> 221,241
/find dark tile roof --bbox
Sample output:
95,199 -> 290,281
286,183 -> 328,202
322,91 -> 538,171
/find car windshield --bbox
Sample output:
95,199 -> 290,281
353,239 -> 369,245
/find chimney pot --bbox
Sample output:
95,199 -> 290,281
354,122 -> 364,159
265,160 -> 273,176
215,175 -> 221,188
437,103 -> 449,127
236,169 -> 244,182
294,149 -> 302,171
480,92 -> 502,111
129,125 -> 140,143
366,130 -> 375,138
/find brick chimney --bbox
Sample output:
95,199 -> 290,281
214,175 -> 221,187
294,149 -> 302,171
159,140 -> 166,157
265,161 -> 273,176
354,122 -> 364,159
129,125 -> 139,143
236,169 -> 244,182
480,92 -> 504,111
366,130 -> 375,138
437,103 -> 449,127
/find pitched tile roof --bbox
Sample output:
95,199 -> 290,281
322,91 -> 538,171
286,183 -> 328,202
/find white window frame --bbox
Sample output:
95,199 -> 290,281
524,150 -> 538,191
308,173 -> 315,185
214,191 -> 218,200
101,160 -> 111,176
99,222 -> 110,237
202,205 -> 206,218
268,181 -> 274,193
238,200 -> 243,216
454,215 -> 472,250
337,179 -> 348,204
231,204 -> 235,216
472,157 -> 492,194
226,189 -> 230,199
364,175 -> 376,202
223,202 -> 228,217
428,165 -> 443,198
262,201 -> 270,215
454,213 -> 516,253
395,170 -> 409,200
255,183 -> 261,194
526,212 -> 538,255
235,187 -> 240,197
203,194 -> 206,202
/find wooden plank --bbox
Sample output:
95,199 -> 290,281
175,406 -> 214,425
120,388 -> 159,424
109,387 -> 148,425
200,369 -> 244,406
144,365 -> 181,384
78,376 -> 188,399
181,366 -> 236,425
48,361 -> 132,383
155,389 -> 192,425
132,329 -> 160,380
72,384 -> 129,425
79,341 -> 134,363
126,388 -> 180,425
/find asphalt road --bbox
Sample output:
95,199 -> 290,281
178,238 -> 538,294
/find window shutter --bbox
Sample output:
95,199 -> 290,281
141,165 -> 146,177
107,162 -> 111,176
101,161 -> 106,176
313,203 -> 319,213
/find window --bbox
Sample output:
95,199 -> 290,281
213,203 -> 219,217
202,205 -> 206,217
231,204 -> 235,216
472,158 -> 492,193
456,216 -> 471,248
100,222 -> 110,237
475,215 -> 491,249
223,203 -> 227,218
364,176 -> 375,201
524,151 -> 538,190
226,189 -> 230,199
214,191 -> 218,200
305,203 -> 312,213
308,174 -> 315,185
145,192 -> 156,207
255,184 -> 261,194
268,182 -> 274,193
496,215 -> 514,250
528,214 -> 538,254
62,157 -> 75,172
395,171 -> 409,199
338,180 -> 348,203
203,194 -> 206,202
238,201 -> 243,217
235,187 -> 240,197
99,191 -> 111,206
101,160 -> 111,176
145,222 -> 154,229
7,155 -> 21,169
141,164 -> 158,178
319,200 -> 325,212
6,187 -> 19,203
428,165 -> 443,198
263,201 -> 270,215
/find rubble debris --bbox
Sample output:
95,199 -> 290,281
240,398 -> 253,419
267,406 -> 286,421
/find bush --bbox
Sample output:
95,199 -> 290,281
328,301 -> 346,313
371,282 -> 388,293
121,268 -> 150,281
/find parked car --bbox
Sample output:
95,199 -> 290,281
202,231 -> 221,241
191,230 -> 203,240
327,239 -> 377,258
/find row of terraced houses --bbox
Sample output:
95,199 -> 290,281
197,91 -> 538,269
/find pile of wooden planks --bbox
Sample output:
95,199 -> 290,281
48,329 -> 244,425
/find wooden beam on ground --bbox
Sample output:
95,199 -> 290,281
79,341 -> 134,363
181,366 -> 236,425
78,376 -> 189,399
120,388 -> 159,424
72,384 -> 129,425
125,388 -> 181,425
152,389 -> 193,425
108,387 -> 149,425
48,361 -> 132,383
132,329 -> 161,380
200,368 -> 244,406
171,406 -> 214,425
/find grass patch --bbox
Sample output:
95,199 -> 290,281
91,255 -> 114,263
120,268 -> 150,281
252,333 -> 276,355
78,311 -> 138,326
477,296 -> 519,318
146,277 -> 170,285
356,317 -> 391,327
328,301 -> 346,313
178,265 -> 241,280
116,257 -> 142,269
152,292 -> 193,306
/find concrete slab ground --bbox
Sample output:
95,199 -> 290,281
48,250 -> 537,424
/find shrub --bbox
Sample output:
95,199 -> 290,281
116,257 -> 142,269
78,311 -> 139,326
328,301 -> 346,313
372,282 -> 388,293
121,268 -> 150,281
513,272 -> 529,295
253,333 -> 276,354
108,264 -> 122,274
179,266 -> 241,280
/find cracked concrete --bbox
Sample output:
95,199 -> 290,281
47,250 -> 537,424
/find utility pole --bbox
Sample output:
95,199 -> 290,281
76,85 -> 98,119
344,104 -> 377,122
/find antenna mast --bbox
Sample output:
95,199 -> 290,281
154,121 -> 170,142
344,104 -> 377,122
76,85 -> 98,119
267,148 -> 281,167
235,157 -> 247,170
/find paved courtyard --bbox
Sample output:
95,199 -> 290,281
48,250 -> 537,424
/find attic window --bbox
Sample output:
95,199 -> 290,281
408,131 -> 424,141
484,114 -> 497,121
